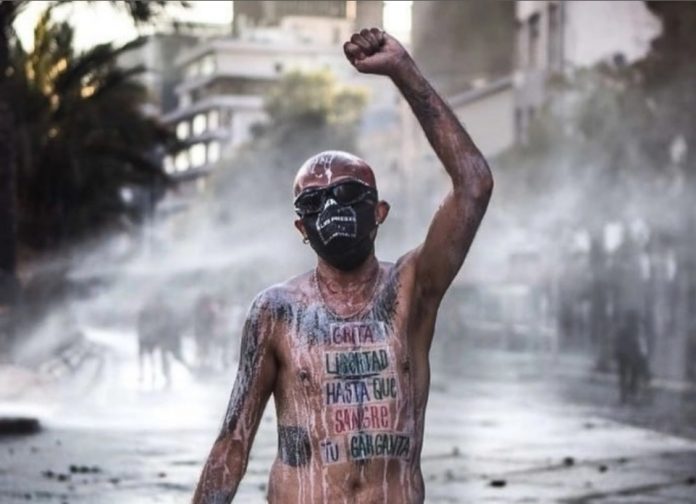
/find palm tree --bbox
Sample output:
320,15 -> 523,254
0,0 -> 184,304
13,9 -> 175,249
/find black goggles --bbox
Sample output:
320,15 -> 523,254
294,180 -> 377,216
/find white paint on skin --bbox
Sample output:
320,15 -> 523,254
309,153 -> 337,183
257,265 -> 423,502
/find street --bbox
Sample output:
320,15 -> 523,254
1,330 -> 696,503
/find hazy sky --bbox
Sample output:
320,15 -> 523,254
14,1 -> 412,52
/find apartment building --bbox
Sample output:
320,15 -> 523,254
161,1 -> 384,187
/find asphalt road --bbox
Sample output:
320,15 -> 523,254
1,330 -> 696,503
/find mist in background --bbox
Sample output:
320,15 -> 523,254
1,0 -> 694,417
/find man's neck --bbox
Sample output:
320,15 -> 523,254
315,255 -> 380,294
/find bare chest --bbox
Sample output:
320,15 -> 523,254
276,298 -> 417,466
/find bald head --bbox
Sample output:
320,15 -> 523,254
293,151 -> 376,196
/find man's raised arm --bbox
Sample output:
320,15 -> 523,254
192,295 -> 277,503
344,29 -> 493,302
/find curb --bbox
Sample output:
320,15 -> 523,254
0,416 -> 41,436
552,359 -> 696,394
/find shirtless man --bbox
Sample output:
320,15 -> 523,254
192,28 -> 493,503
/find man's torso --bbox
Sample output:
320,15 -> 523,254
262,259 -> 434,503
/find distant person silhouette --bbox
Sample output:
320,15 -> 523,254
193,294 -> 217,370
194,294 -> 238,372
137,297 -> 187,388
614,310 -> 649,403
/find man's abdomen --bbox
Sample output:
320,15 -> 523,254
267,455 -> 425,503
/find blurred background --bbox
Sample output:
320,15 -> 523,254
1,1 -> 696,503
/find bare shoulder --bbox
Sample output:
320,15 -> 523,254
247,272 -> 313,322
279,270 -> 314,293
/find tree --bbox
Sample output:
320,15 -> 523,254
11,9 -> 174,250
211,70 -> 368,207
0,0 -> 185,303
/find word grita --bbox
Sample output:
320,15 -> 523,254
325,376 -> 398,405
325,322 -> 386,347
325,349 -> 389,377
349,432 -> 411,460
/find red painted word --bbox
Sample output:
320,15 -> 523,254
332,404 -> 391,434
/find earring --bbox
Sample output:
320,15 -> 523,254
303,237 -> 309,244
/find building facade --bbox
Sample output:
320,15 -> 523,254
162,1 -> 386,186
411,1 -> 515,96
449,77 -> 515,159
233,1 -> 348,34
514,0 -> 661,143
161,34 -> 355,184
408,1 -> 661,156
233,1 -> 382,44
117,25 -> 231,116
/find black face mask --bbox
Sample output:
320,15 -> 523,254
302,197 -> 377,271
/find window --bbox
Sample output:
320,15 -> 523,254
185,62 -> 199,79
190,143 -> 206,168
526,107 -> 536,142
528,106 -> 536,126
163,155 -> 175,175
175,151 -> 189,172
197,178 -> 207,193
119,187 -> 133,204
528,13 -> 540,69
208,141 -> 221,164
208,109 -> 219,131
192,113 -> 206,136
548,4 -> 562,71
176,121 -> 189,140
515,107 -> 528,146
516,20 -> 526,68
200,54 -> 216,76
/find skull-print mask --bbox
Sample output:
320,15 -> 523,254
303,197 -> 377,271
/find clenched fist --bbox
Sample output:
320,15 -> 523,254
343,28 -> 412,77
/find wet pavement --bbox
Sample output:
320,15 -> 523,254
2,331 -> 696,503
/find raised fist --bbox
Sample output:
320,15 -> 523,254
343,28 -> 411,77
